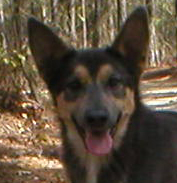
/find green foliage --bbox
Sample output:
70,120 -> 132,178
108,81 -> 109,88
0,49 -> 25,68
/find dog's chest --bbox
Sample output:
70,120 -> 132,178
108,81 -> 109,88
85,155 -> 105,183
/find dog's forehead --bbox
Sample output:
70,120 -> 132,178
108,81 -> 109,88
73,63 -> 114,82
72,48 -> 124,78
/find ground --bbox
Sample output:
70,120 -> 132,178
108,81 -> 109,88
0,66 -> 177,183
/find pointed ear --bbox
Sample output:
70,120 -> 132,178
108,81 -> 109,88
28,18 -> 71,81
112,6 -> 149,71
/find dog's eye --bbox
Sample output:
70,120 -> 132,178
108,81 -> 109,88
107,76 -> 123,89
67,80 -> 83,91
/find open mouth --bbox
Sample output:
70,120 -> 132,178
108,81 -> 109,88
85,129 -> 113,156
72,114 -> 121,156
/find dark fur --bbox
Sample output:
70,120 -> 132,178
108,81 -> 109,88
28,6 -> 177,183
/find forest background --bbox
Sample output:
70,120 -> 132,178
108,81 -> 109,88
0,0 -> 176,111
0,0 -> 176,182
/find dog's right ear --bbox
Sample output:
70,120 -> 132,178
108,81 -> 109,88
28,18 -> 71,82
111,6 -> 149,74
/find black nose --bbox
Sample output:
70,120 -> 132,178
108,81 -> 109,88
85,109 -> 109,128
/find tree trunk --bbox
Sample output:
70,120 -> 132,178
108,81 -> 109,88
175,0 -> 177,58
12,0 -> 22,51
145,0 -> 152,18
108,1 -> 115,42
70,0 -> 77,46
91,0 -> 100,47
0,1 -> 6,49
31,2 -> 43,20
0,1 -> 4,23
149,0 -> 160,66
50,0 -> 58,23
50,0 -> 55,22
81,0 -> 87,47
121,0 -> 127,23
117,0 -> 121,31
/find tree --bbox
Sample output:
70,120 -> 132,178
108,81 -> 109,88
0,0 -> 176,110
175,0 -> 177,57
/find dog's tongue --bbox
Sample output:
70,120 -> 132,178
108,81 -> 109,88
85,131 -> 113,156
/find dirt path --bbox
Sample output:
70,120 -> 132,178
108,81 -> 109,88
141,68 -> 177,111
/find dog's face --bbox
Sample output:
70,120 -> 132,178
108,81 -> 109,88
54,50 -> 136,156
28,7 -> 149,156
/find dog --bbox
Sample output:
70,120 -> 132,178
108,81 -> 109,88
28,6 -> 177,183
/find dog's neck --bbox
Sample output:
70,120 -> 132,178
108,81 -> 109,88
62,122 -> 107,183
85,154 -> 106,183
62,124 -> 130,183
61,109 -> 139,183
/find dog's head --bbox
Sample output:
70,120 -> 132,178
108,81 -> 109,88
28,7 -> 149,156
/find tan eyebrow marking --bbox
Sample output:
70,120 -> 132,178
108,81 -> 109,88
97,64 -> 114,81
74,65 -> 92,84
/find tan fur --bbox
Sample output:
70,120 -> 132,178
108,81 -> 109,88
57,92 -> 108,183
97,64 -> 135,148
56,92 -> 86,155
113,88 -> 135,148
97,64 -> 114,81
74,65 -> 92,84
56,64 -> 92,159
99,87 -> 135,149
85,154 -> 109,183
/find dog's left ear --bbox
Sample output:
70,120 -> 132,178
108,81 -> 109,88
111,6 -> 149,72
28,18 -> 72,84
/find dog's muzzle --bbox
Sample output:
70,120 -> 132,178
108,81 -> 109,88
73,109 -> 122,156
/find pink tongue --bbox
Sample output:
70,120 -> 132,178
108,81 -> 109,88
85,131 -> 113,156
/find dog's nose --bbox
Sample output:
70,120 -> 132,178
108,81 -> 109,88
85,109 -> 109,128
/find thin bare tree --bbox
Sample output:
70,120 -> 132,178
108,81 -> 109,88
70,0 -> 77,46
82,0 -> 87,47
